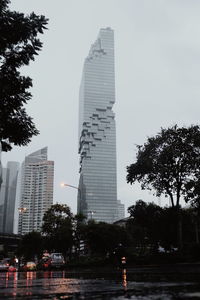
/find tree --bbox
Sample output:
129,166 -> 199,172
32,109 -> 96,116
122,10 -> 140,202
127,125 -> 200,208
0,0 -> 48,151
42,204 -> 74,255
83,221 -> 130,257
127,200 -> 163,252
127,125 -> 200,248
72,213 -> 87,257
127,201 -> 198,254
128,200 -> 162,228
18,231 -> 44,261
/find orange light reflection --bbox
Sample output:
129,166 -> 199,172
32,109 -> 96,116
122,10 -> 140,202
122,268 -> 127,290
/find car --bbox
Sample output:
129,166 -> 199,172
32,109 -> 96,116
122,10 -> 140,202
49,253 -> 65,269
0,258 -> 12,272
8,265 -> 17,272
37,256 -> 51,270
0,261 -> 9,271
2,257 -> 10,264
22,261 -> 37,271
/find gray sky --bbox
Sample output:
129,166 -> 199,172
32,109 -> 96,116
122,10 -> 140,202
3,0 -> 200,215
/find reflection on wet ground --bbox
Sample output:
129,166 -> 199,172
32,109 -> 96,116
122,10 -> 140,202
0,269 -> 199,299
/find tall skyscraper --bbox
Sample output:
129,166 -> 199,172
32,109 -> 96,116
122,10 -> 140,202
0,168 -> 7,232
18,147 -> 54,234
78,27 -> 118,223
0,162 -> 19,233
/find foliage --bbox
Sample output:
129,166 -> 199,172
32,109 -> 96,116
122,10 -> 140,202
83,221 -> 131,256
128,200 -> 162,228
18,231 -> 43,260
158,207 -> 177,250
0,0 -> 48,151
127,125 -> 200,207
127,200 -> 163,247
42,204 -> 73,254
127,200 -> 199,252
72,213 -> 87,256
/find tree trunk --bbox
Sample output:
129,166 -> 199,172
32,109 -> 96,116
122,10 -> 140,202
177,208 -> 183,250
176,191 -> 182,250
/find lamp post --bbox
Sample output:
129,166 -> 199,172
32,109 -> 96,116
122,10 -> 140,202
61,183 -> 80,190
61,182 -> 82,210
61,183 -> 96,221
61,183 -> 91,218
88,210 -> 96,220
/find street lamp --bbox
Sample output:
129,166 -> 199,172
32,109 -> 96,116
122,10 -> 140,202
60,183 -> 80,191
61,183 -> 96,221
61,182 -> 82,211
88,210 -> 96,220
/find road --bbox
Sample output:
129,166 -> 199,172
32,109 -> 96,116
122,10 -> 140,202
0,267 -> 200,299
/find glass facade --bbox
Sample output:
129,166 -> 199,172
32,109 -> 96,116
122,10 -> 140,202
0,162 -> 19,234
78,28 -> 118,223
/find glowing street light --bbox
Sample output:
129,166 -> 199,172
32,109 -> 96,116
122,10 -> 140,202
60,183 -> 80,190
88,210 -> 96,220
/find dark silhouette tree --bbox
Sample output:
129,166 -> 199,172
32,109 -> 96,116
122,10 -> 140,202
18,231 -> 44,261
0,0 -> 48,151
83,221 -> 130,257
158,207 -> 178,250
127,200 -> 163,253
72,213 -> 87,257
42,204 -> 73,256
127,125 -> 200,248
127,125 -> 200,208
127,200 -> 198,254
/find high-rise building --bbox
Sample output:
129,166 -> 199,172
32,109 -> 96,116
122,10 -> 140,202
18,147 -> 54,234
0,162 -> 19,233
78,27 -> 118,223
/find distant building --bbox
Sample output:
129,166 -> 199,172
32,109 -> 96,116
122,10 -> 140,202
114,217 -> 129,228
0,162 -> 19,234
117,200 -> 125,221
78,27 -> 118,223
18,147 -> 54,234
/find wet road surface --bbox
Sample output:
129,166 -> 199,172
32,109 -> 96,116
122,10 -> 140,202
0,269 -> 200,299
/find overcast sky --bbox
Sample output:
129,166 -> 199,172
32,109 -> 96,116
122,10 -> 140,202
3,0 -> 200,215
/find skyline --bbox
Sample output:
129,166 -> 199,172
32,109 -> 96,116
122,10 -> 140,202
2,0 -> 200,215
